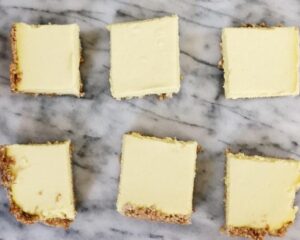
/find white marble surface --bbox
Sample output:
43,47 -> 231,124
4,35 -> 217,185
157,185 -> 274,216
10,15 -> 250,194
0,0 -> 300,239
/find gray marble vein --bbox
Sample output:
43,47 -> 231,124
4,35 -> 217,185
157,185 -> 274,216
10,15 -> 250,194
0,0 -> 300,239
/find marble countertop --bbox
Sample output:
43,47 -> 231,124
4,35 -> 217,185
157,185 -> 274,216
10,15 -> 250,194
0,0 -> 300,239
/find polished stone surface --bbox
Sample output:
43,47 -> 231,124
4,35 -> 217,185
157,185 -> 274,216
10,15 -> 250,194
0,0 -> 300,239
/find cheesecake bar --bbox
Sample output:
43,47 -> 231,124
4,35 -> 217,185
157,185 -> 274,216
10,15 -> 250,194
222,27 -> 299,99
107,15 -> 180,99
117,132 -> 198,224
10,23 -> 83,96
225,151 -> 300,239
0,141 -> 76,228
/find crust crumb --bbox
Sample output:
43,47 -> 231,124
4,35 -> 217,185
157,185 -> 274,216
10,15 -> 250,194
56,193 -> 62,202
218,59 -> 224,69
196,145 -> 202,153
122,203 -> 191,224
158,93 -> 172,100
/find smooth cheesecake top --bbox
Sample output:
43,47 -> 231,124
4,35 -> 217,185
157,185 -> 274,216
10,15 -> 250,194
14,23 -> 81,96
222,27 -> 299,99
108,15 -> 180,99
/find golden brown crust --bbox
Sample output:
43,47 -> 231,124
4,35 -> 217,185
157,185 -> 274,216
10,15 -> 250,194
9,24 -> 84,97
10,24 -> 21,92
9,201 -> 72,228
225,226 -> 267,240
0,147 -> 15,187
240,23 -> 268,28
239,23 -> 284,28
0,144 -> 75,229
158,93 -> 173,100
122,203 -> 191,224
224,222 -> 292,240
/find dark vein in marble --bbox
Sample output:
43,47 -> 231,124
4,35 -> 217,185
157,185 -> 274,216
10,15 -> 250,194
4,5 -> 104,15
149,233 -> 164,239
3,108 -> 68,133
181,50 -> 219,69
64,228 -> 81,237
180,15 -> 221,29
0,33 -> 8,41
117,0 -> 167,15
220,139 -> 300,158
110,227 -> 133,236
0,75 -> 9,81
82,134 -> 102,141
198,98 -> 292,136
126,101 -> 215,133
116,9 -> 139,20
4,6 -> 108,25
77,201 -> 115,213
73,160 -> 100,174
182,0 -> 243,21
76,11 -> 108,25
113,0 -> 221,29
271,143 -> 300,158
110,227 -> 164,239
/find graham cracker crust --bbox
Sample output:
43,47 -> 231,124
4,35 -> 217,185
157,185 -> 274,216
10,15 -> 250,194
9,24 -> 84,97
0,144 -> 75,228
9,201 -> 72,228
122,203 -> 191,224
10,25 -> 20,92
158,93 -> 173,100
224,222 -> 291,240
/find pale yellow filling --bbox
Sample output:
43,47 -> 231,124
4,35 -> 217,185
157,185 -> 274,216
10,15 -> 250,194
15,23 -> 81,96
222,27 -> 299,99
108,15 -> 180,99
226,152 -> 300,233
117,133 -> 197,215
6,141 -> 75,220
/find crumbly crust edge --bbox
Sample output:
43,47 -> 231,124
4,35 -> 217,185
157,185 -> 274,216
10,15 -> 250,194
223,223 -> 292,240
9,24 -> 84,97
10,24 -> 20,92
121,203 -> 191,225
0,143 -> 75,229
222,149 -> 294,239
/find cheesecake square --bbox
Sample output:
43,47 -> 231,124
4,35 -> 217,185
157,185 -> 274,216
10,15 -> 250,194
117,132 -> 198,224
225,151 -> 300,239
222,27 -> 299,99
10,23 -> 83,96
107,15 -> 180,99
0,141 -> 76,228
